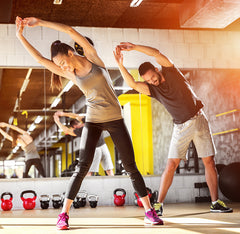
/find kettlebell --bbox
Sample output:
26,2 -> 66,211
40,194 -> 50,209
20,190 -> 37,210
52,194 -> 62,209
113,188 -> 126,206
78,191 -> 87,207
151,190 -> 158,205
1,192 -> 13,211
88,194 -> 98,208
73,192 -> 82,209
134,187 -> 152,207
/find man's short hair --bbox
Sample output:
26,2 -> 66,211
69,119 -> 79,128
138,62 -> 155,76
69,117 -> 85,128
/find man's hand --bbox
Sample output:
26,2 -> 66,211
23,17 -> 41,27
113,46 -> 123,66
118,42 -> 136,51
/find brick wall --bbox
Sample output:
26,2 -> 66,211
1,24 -> 240,69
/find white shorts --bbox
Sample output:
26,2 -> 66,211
168,111 -> 216,160
88,144 -> 114,172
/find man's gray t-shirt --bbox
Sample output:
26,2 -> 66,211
147,65 -> 203,124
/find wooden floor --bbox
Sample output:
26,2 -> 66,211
0,203 -> 240,234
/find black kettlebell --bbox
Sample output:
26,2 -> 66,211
88,194 -> 98,208
73,192 -> 82,209
78,191 -> 87,207
151,190 -> 158,205
40,195 -> 50,209
52,194 -> 62,209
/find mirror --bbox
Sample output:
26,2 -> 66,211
1,67 -> 239,178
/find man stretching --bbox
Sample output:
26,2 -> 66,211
114,42 -> 232,215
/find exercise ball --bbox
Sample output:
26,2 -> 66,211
219,162 -> 240,202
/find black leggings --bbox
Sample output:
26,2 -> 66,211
23,158 -> 46,178
65,119 -> 148,200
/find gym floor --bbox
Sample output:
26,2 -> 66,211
0,203 -> 239,234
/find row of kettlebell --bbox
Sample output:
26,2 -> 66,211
40,191 -> 98,209
1,190 -> 99,211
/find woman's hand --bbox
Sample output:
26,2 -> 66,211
118,42 -> 136,51
23,17 -> 41,27
113,46 -> 123,66
15,16 -> 24,38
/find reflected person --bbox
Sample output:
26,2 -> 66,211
53,111 -> 114,176
0,122 -> 45,178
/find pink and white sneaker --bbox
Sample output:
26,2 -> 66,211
56,212 -> 69,230
144,208 -> 164,225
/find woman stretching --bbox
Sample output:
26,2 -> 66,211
0,122 -> 45,178
16,16 -> 163,229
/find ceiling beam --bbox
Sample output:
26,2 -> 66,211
179,0 -> 240,28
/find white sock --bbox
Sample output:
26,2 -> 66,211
156,202 -> 163,207
146,208 -> 151,213
212,200 -> 218,205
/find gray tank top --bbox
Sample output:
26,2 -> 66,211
75,62 -> 123,123
22,141 -> 40,161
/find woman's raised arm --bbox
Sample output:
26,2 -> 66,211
23,17 -> 105,67
16,16 -> 66,77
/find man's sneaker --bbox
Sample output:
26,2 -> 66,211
56,212 -> 69,230
153,202 -> 163,216
144,208 -> 164,225
210,200 -> 233,213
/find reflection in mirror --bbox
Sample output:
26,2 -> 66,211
0,68 -> 72,178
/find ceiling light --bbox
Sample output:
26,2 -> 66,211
6,153 -> 13,160
20,79 -> 29,95
53,0 -> 63,4
34,116 -> 43,124
130,0 -> 143,7
62,81 -> 74,93
12,146 -> 20,154
114,86 -> 132,90
50,135 -> 58,138
8,116 -> 14,125
50,97 -> 61,108
28,123 -> 36,132
19,68 -> 32,100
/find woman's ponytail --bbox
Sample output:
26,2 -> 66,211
50,40 -> 71,91
50,73 -> 62,91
